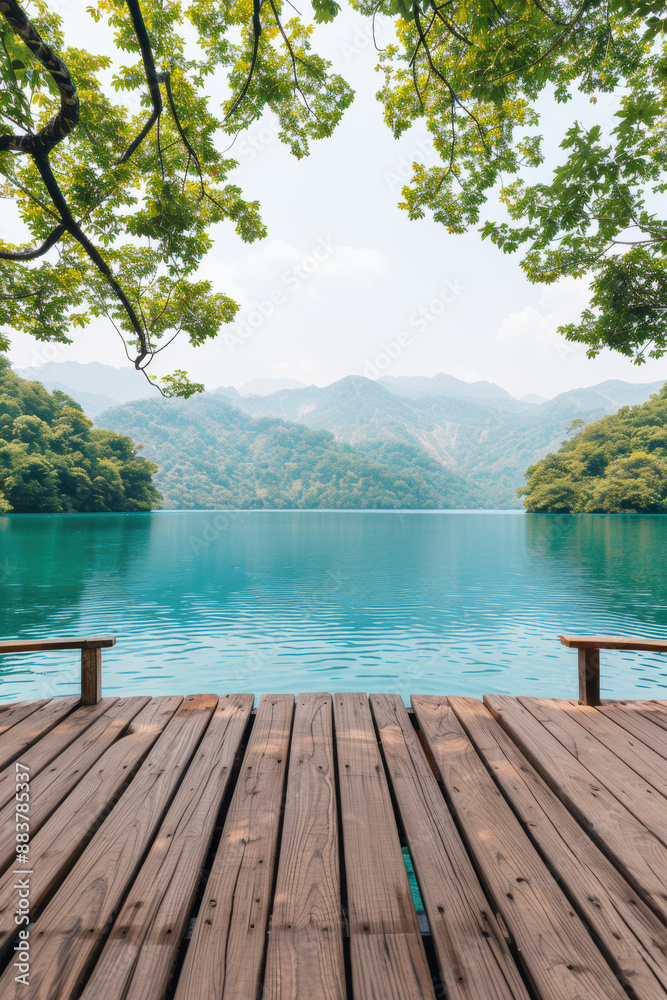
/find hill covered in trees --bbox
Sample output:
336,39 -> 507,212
0,359 -> 161,513
100,394 -> 480,509
520,384 -> 667,513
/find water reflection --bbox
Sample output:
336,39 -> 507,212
1,511 -> 666,701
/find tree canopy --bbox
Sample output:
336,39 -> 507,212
0,355 -> 161,511
520,382 -> 667,513
1,0 -> 666,392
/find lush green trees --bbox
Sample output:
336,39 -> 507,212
0,357 -> 161,511
1,0 -> 666,384
520,383 -> 667,512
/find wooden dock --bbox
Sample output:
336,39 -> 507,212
0,690 -> 667,999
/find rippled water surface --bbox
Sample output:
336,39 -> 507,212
1,510 -> 667,701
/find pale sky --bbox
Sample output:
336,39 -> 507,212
5,2 -> 666,399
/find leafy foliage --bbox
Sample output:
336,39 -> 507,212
0,356 -> 161,511
100,392 -> 481,508
520,383 -> 667,513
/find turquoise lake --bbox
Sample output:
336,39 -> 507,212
1,510 -> 667,702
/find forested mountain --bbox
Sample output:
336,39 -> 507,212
521,385 -> 667,513
0,360 -> 161,513
99,394 -> 480,510
232,376 -> 666,506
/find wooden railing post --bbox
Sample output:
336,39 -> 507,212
0,636 -> 115,703
561,634 -> 667,706
81,646 -> 103,705
577,647 -> 600,707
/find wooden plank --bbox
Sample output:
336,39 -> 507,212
0,693 -> 217,1000
0,700 -> 51,738
0,697 -> 149,874
413,695 -> 629,1000
561,635 -> 667,653
596,702 -> 667,761
0,697 -> 182,952
370,694 -> 529,1000
516,697 -> 667,848
174,694 -> 293,1000
541,698 -> 667,799
263,694 -> 346,1000
0,635 -> 116,653
485,694 -> 667,924
334,693 -> 435,1000
0,696 -> 79,770
0,698 -> 117,813
450,696 -> 667,1000
79,694 -> 253,1000
81,646 -> 102,704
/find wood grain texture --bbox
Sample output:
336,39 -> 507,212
174,694 -> 294,1000
413,695 -> 628,1000
0,636 -> 115,653
0,696 -> 79,771
0,697 -> 148,874
517,697 -> 667,847
485,694 -> 667,924
0,694 -> 216,1000
81,646 -> 102,704
596,702 -> 667,760
0,697 -> 181,951
334,693 -> 435,1000
370,694 -> 529,1000
450,696 -> 667,1000
0,699 -> 51,737
79,693 -> 253,1000
561,635 -> 667,652
263,694 -> 346,1000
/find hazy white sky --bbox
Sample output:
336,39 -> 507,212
5,2 -> 666,399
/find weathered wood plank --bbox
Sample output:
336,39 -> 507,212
334,693 -> 435,1000
370,694 -> 529,1000
596,702 -> 667,761
450,696 -> 667,1000
79,694 -> 253,1000
0,696 -> 79,771
0,636 -> 115,653
0,694 -> 216,1000
174,693 -> 293,1000
541,698 -> 667,798
517,697 -> 667,847
0,700 -> 51,738
413,695 -> 628,1000
0,697 -> 182,951
485,694 -> 667,924
263,694 -> 346,1000
0,698 -> 118,814
561,635 -> 667,653
0,697 -> 149,874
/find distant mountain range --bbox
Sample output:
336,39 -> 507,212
11,361 -> 666,508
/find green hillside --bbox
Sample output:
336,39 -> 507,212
100,394 -> 480,509
520,384 -> 667,513
0,359 -> 161,513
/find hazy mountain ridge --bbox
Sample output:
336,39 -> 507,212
99,394 -> 480,509
15,362 -> 665,508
